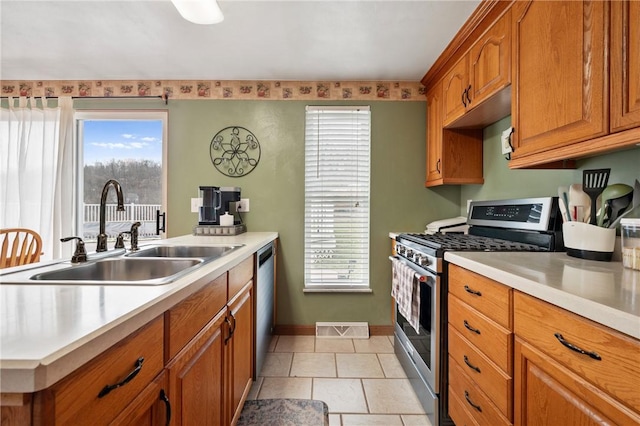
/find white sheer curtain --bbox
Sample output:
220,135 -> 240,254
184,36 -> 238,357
0,96 -> 75,260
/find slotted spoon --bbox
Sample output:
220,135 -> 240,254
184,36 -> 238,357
582,168 -> 610,225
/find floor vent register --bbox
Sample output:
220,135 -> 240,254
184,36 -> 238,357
315,322 -> 369,339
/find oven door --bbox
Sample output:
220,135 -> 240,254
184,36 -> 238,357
392,258 -> 440,394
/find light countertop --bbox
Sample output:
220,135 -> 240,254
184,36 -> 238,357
0,232 -> 277,393
444,251 -> 640,340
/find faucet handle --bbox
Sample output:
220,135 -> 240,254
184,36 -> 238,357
61,236 -> 87,263
129,222 -> 141,251
115,232 -> 126,249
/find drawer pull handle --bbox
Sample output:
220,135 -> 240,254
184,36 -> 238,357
160,389 -> 172,426
98,357 -> 144,398
464,390 -> 482,412
463,355 -> 481,373
463,285 -> 482,296
463,320 -> 481,335
554,333 -> 602,361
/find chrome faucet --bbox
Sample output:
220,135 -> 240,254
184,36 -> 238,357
96,179 -> 125,252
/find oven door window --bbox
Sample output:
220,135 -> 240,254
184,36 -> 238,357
396,280 -> 433,369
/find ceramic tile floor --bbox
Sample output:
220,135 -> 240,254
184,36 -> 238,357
247,335 -> 432,426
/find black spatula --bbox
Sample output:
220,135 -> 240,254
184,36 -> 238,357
582,168 -> 610,225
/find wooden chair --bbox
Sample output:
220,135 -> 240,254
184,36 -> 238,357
0,228 -> 43,269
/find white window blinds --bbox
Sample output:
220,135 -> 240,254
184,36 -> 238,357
304,106 -> 371,289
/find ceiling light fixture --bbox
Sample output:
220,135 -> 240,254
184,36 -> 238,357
171,0 -> 224,25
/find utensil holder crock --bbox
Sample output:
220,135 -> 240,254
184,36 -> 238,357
563,222 -> 616,261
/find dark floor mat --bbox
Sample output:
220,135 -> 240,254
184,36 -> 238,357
237,398 -> 329,426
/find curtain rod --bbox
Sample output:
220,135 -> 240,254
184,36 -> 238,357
1,94 -> 169,105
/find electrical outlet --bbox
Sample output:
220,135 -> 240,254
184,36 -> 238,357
237,198 -> 250,212
501,127 -> 514,155
191,197 -> 202,213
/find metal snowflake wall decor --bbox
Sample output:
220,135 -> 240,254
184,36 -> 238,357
210,126 -> 261,177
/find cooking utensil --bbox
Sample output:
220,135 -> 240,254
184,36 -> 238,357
569,183 -> 590,222
608,192 -> 633,226
583,168 -> 610,225
597,183 -> 633,227
558,186 -> 570,222
609,179 -> 640,228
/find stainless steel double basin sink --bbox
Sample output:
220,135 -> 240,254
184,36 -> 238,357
2,245 -> 243,285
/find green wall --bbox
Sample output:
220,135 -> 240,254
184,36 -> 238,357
460,116 -> 640,214
73,100 -> 639,327
76,98 -> 459,326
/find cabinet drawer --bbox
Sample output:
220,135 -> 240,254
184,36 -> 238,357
514,291 -> 640,413
166,273 -> 227,360
449,325 -> 512,419
43,316 -> 164,426
449,294 -> 512,374
449,264 -> 511,329
229,256 -> 253,299
449,386 -> 480,426
449,356 -> 511,426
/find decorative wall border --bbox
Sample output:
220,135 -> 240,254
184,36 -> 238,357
1,80 -> 426,101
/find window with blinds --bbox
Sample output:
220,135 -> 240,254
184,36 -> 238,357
304,106 -> 371,290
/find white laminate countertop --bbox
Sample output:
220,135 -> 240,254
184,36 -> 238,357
444,251 -> 640,340
0,232 -> 277,393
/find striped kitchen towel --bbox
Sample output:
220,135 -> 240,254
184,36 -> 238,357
391,257 -> 421,333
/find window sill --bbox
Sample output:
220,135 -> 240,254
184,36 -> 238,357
303,287 -> 373,294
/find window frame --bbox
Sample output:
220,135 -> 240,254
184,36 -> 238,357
73,110 -> 168,246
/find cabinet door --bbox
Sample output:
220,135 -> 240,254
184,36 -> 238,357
109,373 -> 171,426
469,9 -> 511,107
511,0 -> 607,158
442,57 -> 469,126
611,0 -> 640,132
426,82 -> 443,184
226,282 -> 254,426
167,308 -> 227,426
514,338 -> 640,426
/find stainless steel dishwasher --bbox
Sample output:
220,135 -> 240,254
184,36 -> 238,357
255,242 -> 274,377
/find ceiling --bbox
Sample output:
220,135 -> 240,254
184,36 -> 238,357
0,0 -> 480,82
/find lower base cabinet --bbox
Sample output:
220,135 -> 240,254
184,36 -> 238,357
167,308 -> 227,426
226,283 -> 254,426
0,252 -> 260,426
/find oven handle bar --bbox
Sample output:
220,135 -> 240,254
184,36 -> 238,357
388,256 -> 427,282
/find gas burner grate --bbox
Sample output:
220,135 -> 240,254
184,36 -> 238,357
401,233 -> 545,252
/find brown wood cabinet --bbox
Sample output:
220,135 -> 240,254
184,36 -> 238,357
448,265 -> 513,426
167,307 -> 227,426
425,7 -> 511,187
31,316 -> 165,426
226,283 -> 254,426
514,291 -> 640,425
423,0 -> 639,172
426,82 -> 444,184
611,0 -> 640,133
0,251 -> 260,426
442,9 -> 512,129
510,0 -> 608,162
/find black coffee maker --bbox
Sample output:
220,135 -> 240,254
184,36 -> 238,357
198,186 -> 221,225
199,186 -> 242,225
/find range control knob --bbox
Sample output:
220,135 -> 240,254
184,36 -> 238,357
419,256 -> 430,267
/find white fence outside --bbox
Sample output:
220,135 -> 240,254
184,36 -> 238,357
83,203 -> 161,240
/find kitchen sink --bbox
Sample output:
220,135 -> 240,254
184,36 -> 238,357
126,245 -> 242,259
28,258 -> 203,285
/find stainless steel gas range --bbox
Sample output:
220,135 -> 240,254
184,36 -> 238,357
391,197 -> 564,426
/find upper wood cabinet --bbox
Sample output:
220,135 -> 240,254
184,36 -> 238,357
426,82 -> 444,184
611,0 -> 640,133
443,9 -> 512,128
442,57 -> 469,127
511,0 -> 608,161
